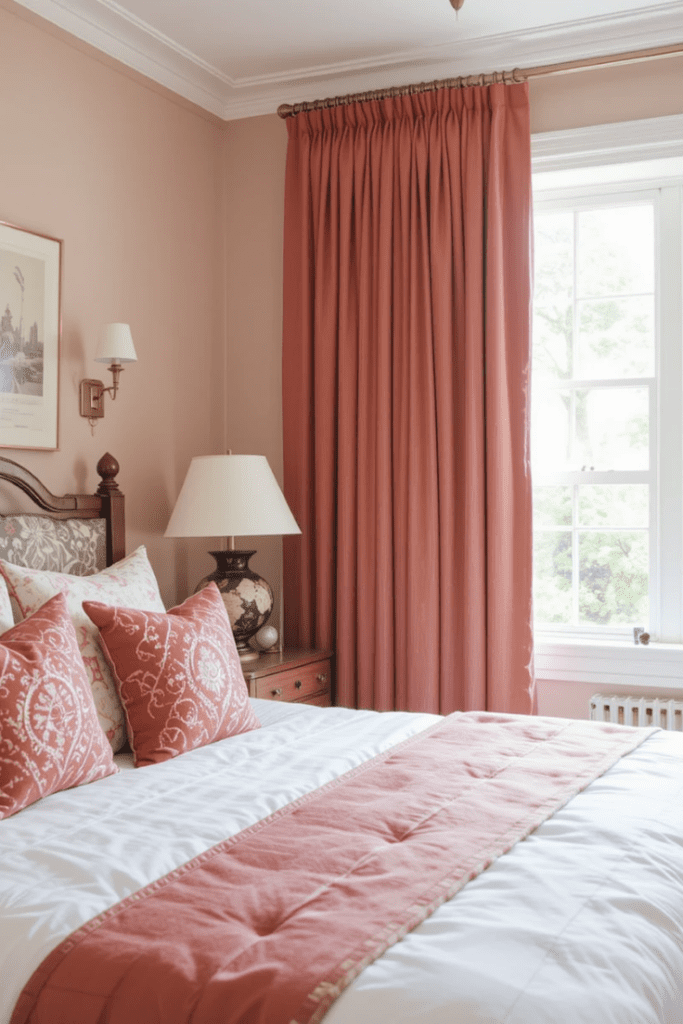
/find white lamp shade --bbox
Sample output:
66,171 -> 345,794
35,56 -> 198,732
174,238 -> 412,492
165,455 -> 301,538
95,323 -> 138,364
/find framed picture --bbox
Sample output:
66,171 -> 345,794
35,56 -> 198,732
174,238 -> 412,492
0,221 -> 61,451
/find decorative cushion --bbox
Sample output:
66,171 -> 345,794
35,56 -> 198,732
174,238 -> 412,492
0,547 -> 165,753
0,592 -> 118,820
0,515 -> 106,574
0,576 -> 13,633
83,583 -> 261,767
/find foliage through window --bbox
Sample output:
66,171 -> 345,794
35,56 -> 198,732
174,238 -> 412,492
532,195 -> 656,636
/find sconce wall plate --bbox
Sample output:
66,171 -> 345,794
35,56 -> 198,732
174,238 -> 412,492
80,379 -> 105,419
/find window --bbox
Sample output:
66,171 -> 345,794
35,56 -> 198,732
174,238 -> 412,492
532,161 -> 683,645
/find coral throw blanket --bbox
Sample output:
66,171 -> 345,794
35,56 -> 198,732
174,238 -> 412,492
11,712 -> 651,1024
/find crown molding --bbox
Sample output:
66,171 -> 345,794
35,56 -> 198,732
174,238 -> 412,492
9,0 -> 683,121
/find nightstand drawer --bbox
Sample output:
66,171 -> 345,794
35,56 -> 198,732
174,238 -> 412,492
253,660 -> 331,702
300,692 -> 332,708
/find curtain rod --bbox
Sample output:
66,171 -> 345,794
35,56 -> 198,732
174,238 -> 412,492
277,40 -> 683,118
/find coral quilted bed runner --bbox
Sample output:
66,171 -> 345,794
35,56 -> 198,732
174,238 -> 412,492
11,712 -> 652,1024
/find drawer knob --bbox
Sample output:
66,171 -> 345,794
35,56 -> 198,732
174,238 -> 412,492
317,673 -> 327,683
295,679 -> 302,689
271,687 -> 283,697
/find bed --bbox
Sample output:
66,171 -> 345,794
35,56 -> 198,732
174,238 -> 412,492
1,455 -> 683,1024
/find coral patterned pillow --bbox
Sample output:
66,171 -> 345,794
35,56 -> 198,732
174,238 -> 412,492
0,547 -> 165,753
83,583 -> 261,767
0,592 -> 118,820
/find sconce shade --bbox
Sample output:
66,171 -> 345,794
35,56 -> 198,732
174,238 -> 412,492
95,324 -> 137,364
165,455 -> 301,539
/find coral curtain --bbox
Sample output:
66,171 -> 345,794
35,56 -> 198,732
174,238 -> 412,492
282,83 -> 534,715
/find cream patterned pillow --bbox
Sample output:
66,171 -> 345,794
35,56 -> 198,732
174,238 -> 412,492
0,576 -> 13,633
0,547 -> 165,752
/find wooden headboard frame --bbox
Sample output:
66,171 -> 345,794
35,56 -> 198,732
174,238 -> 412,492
0,452 -> 125,567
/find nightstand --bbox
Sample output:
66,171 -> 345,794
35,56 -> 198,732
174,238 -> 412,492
242,648 -> 333,706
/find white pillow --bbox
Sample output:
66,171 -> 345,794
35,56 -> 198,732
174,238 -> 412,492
0,577 -> 13,634
0,547 -> 165,751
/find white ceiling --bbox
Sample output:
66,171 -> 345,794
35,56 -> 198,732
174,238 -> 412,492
12,0 -> 683,120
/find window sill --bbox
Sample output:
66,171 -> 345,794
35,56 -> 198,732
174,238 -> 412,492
535,636 -> 683,690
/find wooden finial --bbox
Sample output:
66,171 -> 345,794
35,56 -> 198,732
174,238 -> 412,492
96,452 -> 120,494
450,0 -> 465,8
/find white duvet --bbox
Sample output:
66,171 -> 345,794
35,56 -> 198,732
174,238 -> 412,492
1,701 -> 683,1024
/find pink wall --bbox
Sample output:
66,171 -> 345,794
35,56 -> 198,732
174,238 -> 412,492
222,117 -> 289,635
0,0 -> 226,606
528,54 -> 683,132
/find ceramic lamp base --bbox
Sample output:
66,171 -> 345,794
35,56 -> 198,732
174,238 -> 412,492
196,550 -> 273,661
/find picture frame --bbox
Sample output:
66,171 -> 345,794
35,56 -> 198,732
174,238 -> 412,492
0,221 -> 61,451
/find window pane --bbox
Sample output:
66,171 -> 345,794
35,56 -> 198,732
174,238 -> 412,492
533,304 -> 573,382
531,389 -> 570,472
533,212 -> 573,382
532,195 -> 658,636
573,387 -> 649,471
578,531 -> 648,625
578,485 -> 649,528
534,532 -> 572,624
534,486 -> 572,526
577,206 -> 654,298
577,295 -> 654,378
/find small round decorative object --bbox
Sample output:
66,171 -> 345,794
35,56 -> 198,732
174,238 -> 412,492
253,625 -> 279,651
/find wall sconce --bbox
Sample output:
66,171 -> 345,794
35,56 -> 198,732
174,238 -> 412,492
80,324 -> 137,427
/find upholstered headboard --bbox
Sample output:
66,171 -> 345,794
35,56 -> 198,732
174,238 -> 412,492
0,452 -> 125,575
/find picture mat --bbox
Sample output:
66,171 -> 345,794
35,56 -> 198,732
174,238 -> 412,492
0,222 -> 60,450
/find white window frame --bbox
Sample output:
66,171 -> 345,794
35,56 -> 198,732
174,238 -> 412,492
531,114 -> 683,689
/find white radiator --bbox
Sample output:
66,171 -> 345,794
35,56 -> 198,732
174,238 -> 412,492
590,693 -> 683,731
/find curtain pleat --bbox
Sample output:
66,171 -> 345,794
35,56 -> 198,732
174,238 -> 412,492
282,84 -> 534,715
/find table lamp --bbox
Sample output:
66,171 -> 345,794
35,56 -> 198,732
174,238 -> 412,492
165,454 -> 301,661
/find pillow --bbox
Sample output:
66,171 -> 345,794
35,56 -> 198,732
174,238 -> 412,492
0,592 -> 118,820
0,547 -> 165,752
83,583 -> 261,767
0,576 -> 13,633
